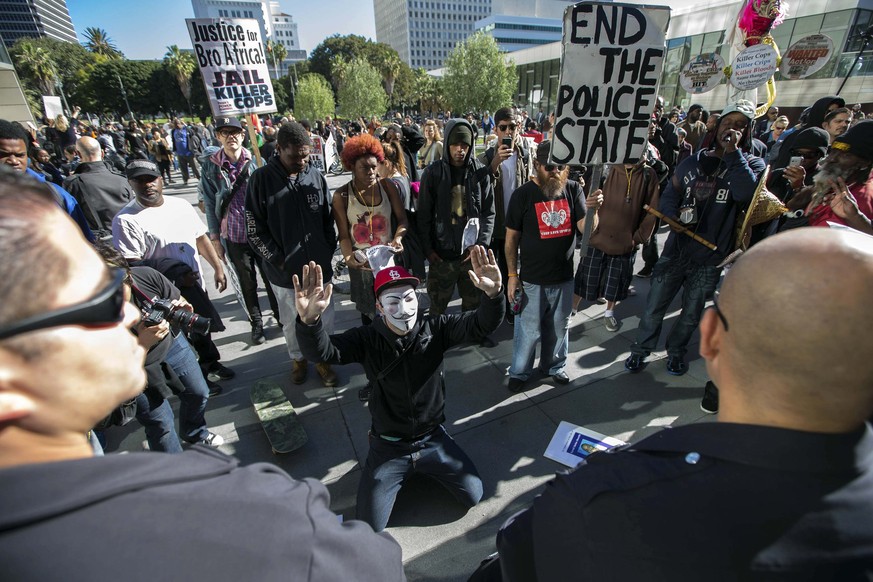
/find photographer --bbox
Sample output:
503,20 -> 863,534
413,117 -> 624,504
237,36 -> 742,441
97,243 -> 224,451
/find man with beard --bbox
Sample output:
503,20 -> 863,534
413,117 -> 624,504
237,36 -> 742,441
295,247 -> 503,532
821,107 -> 852,145
625,100 -> 765,376
678,104 -> 707,151
788,120 -> 873,235
505,141 -> 602,392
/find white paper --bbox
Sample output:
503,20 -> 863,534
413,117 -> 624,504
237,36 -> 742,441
461,218 -> 479,252
366,244 -> 397,273
544,421 -> 627,468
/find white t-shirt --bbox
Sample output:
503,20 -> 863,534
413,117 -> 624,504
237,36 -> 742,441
500,150 -> 518,215
112,195 -> 207,276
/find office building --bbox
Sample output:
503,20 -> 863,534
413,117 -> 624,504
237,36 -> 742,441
191,0 -> 305,76
0,0 -> 77,48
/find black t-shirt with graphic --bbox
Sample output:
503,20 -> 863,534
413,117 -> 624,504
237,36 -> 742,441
505,179 -> 585,285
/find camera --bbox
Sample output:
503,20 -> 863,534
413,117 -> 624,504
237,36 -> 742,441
140,297 -> 211,335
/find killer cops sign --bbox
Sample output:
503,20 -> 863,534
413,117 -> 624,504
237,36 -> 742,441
186,18 -> 277,116
552,2 -> 670,166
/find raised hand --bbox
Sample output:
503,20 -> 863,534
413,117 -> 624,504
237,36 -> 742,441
467,245 -> 502,298
292,261 -> 333,324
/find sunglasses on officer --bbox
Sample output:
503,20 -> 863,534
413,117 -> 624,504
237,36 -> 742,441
0,269 -> 128,341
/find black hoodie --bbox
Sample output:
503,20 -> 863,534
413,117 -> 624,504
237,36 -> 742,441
245,155 -> 337,288
417,118 -> 495,260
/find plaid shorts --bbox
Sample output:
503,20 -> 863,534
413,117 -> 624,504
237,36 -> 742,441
574,246 -> 635,302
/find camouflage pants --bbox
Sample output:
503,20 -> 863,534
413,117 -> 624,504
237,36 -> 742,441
427,257 -> 480,315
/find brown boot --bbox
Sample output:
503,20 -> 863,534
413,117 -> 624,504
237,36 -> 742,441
291,359 -> 308,384
315,362 -> 338,387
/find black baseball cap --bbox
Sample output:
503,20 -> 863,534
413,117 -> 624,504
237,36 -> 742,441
214,116 -> 243,131
126,159 -> 161,180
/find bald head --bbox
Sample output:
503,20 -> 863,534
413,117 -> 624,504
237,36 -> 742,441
702,228 -> 873,431
76,136 -> 103,162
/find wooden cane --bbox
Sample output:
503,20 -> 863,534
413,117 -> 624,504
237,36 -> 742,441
643,205 -> 718,251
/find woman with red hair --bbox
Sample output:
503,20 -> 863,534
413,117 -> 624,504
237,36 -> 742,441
334,133 -> 410,323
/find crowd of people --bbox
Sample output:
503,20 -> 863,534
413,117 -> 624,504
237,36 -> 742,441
1,86 -> 872,580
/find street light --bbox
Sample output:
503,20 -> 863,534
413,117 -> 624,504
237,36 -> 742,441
837,24 -> 873,96
116,71 -> 134,121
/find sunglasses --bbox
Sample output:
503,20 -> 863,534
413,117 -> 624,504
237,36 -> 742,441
711,290 -> 729,332
538,161 -> 566,172
791,151 -> 823,160
498,124 -> 517,131
0,269 -> 127,341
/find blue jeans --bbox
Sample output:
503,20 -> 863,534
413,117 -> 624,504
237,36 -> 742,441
165,333 -> 211,443
631,254 -> 721,358
135,392 -> 183,453
509,280 -> 573,380
356,425 -> 483,532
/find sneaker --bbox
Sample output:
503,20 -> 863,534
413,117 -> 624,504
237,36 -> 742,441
628,285 -> 637,296
205,378 -> 223,396
207,362 -> 236,382
700,381 -> 719,414
666,355 -> 688,376
316,362 -> 338,387
604,315 -> 621,332
199,432 -> 225,447
624,353 -> 645,373
508,377 -> 525,393
251,323 -> 266,345
636,266 -> 653,278
291,359 -> 308,384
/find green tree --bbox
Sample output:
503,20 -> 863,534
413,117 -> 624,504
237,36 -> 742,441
308,34 -> 371,89
442,32 -> 516,114
265,39 -> 288,78
13,40 -> 58,96
416,69 -> 445,117
83,27 -> 122,59
164,45 -> 196,112
294,73 -> 334,122
370,43 -> 402,104
336,57 -> 387,120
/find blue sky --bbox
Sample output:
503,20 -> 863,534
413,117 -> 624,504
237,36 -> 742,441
67,0 -> 377,60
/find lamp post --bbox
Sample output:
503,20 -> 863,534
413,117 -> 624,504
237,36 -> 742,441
837,24 -> 873,96
116,72 -> 134,121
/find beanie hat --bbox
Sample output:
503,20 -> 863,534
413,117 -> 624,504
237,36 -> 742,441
790,127 -> 830,158
832,120 -> 873,160
448,123 -> 473,147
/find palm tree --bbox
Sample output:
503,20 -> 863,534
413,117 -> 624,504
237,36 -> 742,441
83,27 -> 122,59
164,45 -> 196,112
15,40 -> 57,96
266,39 -> 288,78
378,52 -> 401,104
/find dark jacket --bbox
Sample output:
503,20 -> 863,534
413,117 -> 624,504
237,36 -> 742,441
771,95 -> 845,170
199,146 -> 255,237
660,148 -> 765,265
417,118 -> 495,261
400,124 -> 426,182
297,291 -> 504,439
63,161 -> 134,233
495,422 -> 873,582
0,447 -> 407,581
245,155 -> 337,288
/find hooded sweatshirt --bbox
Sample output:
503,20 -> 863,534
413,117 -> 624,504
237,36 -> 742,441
245,154 -> 337,288
416,119 -> 495,260
771,95 -> 845,170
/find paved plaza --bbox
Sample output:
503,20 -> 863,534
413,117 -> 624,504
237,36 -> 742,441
105,171 -> 715,582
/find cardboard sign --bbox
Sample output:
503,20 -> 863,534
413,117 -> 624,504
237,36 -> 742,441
730,43 -> 778,90
187,18 -> 278,117
780,34 -> 833,80
42,96 -> 63,119
679,53 -> 726,94
552,2 -> 671,165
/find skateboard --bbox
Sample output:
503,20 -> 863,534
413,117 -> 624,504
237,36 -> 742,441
250,380 -> 308,454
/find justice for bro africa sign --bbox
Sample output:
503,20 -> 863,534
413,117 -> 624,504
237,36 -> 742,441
552,2 -> 671,166
187,18 -> 278,117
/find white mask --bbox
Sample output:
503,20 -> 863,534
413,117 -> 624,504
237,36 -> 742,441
379,285 -> 418,334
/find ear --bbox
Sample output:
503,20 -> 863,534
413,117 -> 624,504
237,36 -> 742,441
698,308 -> 720,363
0,351 -> 37,423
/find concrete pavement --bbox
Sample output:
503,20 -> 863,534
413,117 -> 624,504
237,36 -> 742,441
105,169 -> 715,581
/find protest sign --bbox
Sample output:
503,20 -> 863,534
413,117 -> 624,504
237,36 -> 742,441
186,18 -> 278,117
780,34 -> 833,80
552,2 -> 671,165
679,53 -> 726,94
42,96 -> 63,119
309,134 -> 326,173
730,43 -> 778,90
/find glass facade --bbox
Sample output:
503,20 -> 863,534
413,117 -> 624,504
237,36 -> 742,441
515,57 -> 560,112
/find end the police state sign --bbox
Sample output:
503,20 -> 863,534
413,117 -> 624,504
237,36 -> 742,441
552,2 -> 670,166
187,18 -> 278,117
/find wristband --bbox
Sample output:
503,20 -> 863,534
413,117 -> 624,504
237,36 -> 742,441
508,273 -> 518,277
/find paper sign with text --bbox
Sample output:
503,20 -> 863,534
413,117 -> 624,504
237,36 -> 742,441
553,2 -> 671,166
186,18 -> 278,117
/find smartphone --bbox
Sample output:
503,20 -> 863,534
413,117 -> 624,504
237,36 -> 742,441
789,156 -> 803,166
501,136 -> 512,148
